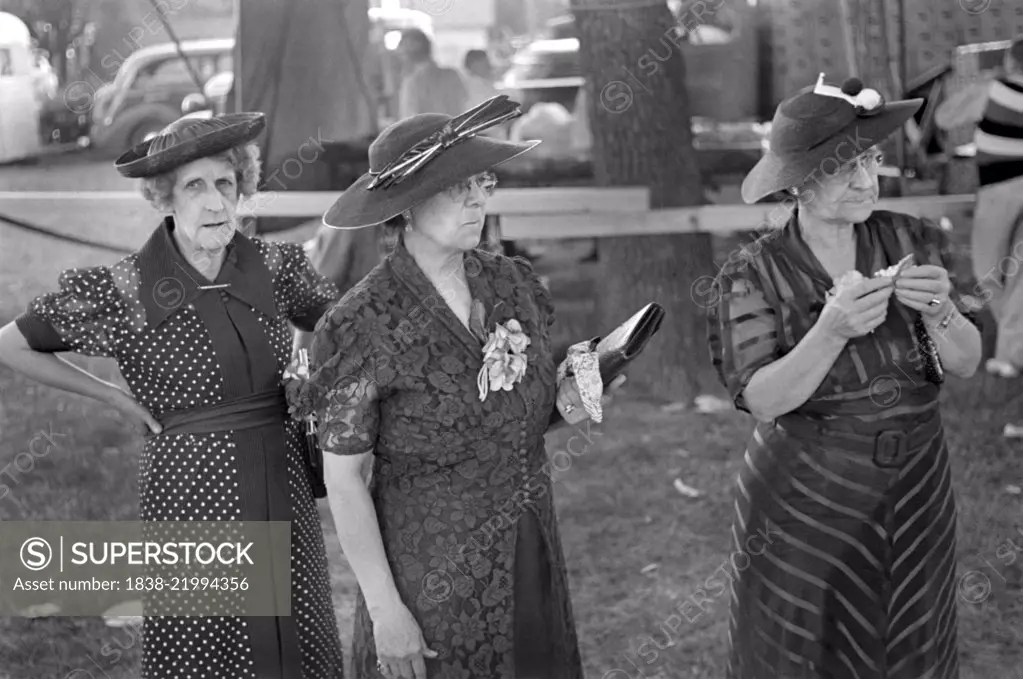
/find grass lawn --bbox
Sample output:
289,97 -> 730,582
2,220 -> 1023,679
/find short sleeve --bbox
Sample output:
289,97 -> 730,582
279,242 -> 341,332
293,303 -> 380,457
510,255 -> 555,333
908,217 -> 980,326
15,266 -> 126,357
706,264 -> 781,414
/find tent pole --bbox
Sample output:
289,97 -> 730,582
234,0 -> 242,112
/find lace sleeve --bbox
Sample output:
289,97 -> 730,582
293,301 -> 380,456
15,266 -> 126,358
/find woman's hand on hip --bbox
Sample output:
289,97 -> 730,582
373,600 -> 437,679
107,387 -> 162,437
820,276 -> 894,339
894,265 -> 953,319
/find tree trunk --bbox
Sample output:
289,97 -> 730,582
236,0 -> 378,234
572,0 -> 718,403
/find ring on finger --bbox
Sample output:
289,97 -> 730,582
928,297 -> 942,307
564,403 -> 575,413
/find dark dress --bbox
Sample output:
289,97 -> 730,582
297,241 -> 583,679
15,218 -> 345,679
707,210 -> 971,679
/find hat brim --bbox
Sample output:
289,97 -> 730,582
322,136 -> 541,230
114,113 -> 267,179
740,98 -> 923,204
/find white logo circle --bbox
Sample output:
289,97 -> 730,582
600,81 -> 634,114
20,537 -> 52,571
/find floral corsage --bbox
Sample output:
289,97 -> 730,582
477,319 -> 530,401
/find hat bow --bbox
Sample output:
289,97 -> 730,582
367,95 -> 522,191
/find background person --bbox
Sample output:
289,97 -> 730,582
970,35 -> 1023,379
396,29 -> 468,119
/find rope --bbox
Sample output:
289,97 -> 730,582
0,212 -> 134,254
0,212 -> 308,255
144,0 -> 206,95
570,0 -> 669,11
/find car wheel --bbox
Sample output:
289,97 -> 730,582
127,120 -> 168,148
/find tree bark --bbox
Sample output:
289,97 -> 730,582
572,0 -> 718,403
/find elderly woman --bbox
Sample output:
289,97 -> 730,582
290,97 -> 618,679
0,113 -> 344,678
707,77 -> 982,679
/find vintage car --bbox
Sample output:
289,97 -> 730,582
89,38 -> 233,153
91,6 -> 434,153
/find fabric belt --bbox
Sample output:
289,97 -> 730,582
775,410 -> 941,469
157,390 -> 287,436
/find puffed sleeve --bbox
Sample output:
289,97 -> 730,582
14,266 -> 126,358
907,215 -> 980,326
706,262 -> 782,414
294,301 -> 381,456
279,242 -> 341,332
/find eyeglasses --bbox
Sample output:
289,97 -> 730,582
834,151 -> 884,181
445,171 -> 498,199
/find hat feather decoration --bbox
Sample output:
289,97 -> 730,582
367,95 -> 522,191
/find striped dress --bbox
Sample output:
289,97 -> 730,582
707,210 -> 975,679
975,75 -> 1023,187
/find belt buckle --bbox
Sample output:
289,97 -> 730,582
873,430 -> 908,468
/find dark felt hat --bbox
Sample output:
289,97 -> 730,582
741,75 -> 923,204
323,96 -> 539,230
114,112 -> 266,179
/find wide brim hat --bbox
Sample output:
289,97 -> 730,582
114,112 -> 266,179
741,75 -> 923,204
323,96 -> 539,230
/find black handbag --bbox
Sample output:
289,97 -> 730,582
549,303 -> 666,427
304,420 -> 327,499
289,348 -> 328,499
593,302 -> 667,384
914,316 -> 945,385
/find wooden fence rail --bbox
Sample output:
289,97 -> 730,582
0,190 -> 977,243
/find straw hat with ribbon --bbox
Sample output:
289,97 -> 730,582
114,112 -> 267,179
323,95 -> 539,230
741,74 -> 923,204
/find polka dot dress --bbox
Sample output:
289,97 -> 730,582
16,219 -> 344,678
